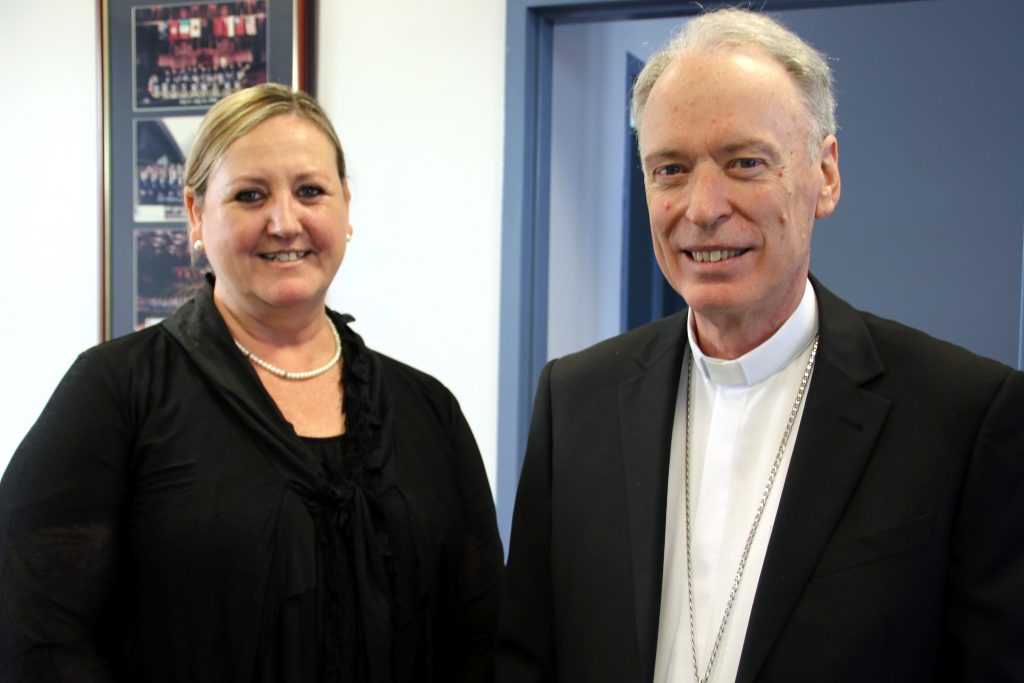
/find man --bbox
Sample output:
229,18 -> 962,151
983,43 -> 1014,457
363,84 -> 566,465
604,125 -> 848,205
497,8 -> 1024,682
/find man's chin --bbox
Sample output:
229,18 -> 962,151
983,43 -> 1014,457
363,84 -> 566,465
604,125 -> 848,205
677,284 -> 751,317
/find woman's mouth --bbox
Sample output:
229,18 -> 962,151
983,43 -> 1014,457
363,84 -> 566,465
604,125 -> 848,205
260,251 -> 309,262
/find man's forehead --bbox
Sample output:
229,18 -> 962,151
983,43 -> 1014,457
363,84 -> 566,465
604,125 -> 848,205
654,45 -> 794,98
640,46 -> 814,148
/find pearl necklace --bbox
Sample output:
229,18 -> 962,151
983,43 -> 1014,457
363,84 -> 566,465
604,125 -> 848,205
684,335 -> 819,683
233,316 -> 342,380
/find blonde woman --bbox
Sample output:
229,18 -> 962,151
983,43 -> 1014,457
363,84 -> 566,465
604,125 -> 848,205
1,83 -> 502,682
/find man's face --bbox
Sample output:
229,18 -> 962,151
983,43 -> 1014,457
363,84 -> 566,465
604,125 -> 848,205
639,47 -> 840,351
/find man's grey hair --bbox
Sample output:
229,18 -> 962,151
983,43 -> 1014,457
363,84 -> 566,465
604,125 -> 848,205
630,8 -> 836,154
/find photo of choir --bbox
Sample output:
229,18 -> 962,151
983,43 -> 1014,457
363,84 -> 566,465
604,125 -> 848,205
133,116 -> 201,221
134,1 -> 268,109
133,228 -> 209,329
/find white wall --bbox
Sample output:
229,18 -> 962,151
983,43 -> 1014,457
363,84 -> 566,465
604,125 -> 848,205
319,0 -> 505,489
0,0 -> 506,489
0,2 -> 102,471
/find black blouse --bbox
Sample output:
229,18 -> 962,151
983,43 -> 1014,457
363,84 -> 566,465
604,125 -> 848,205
0,282 -> 503,682
254,436 -> 353,682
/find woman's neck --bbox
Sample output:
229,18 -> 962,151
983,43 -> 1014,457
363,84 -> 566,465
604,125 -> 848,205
213,290 -> 331,357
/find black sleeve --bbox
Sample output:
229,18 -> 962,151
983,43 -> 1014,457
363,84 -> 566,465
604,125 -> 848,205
496,360 -> 556,683
448,392 -> 504,683
0,352 -> 134,682
945,368 -> 1024,678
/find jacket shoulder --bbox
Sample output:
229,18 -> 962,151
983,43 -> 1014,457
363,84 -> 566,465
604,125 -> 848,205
548,313 -> 687,387
861,310 -> 1013,379
813,276 -> 1016,392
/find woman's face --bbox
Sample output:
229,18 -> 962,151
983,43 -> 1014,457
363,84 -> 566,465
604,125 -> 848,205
187,113 -> 352,323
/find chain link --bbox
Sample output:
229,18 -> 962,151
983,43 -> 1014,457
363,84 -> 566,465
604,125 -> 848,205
685,335 -> 819,682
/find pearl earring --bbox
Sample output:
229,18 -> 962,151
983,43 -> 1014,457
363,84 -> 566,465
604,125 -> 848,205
193,239 -> 204,253
346,233 -> 352,243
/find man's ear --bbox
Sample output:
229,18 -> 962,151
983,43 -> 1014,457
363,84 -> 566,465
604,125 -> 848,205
815,134 -> 841,219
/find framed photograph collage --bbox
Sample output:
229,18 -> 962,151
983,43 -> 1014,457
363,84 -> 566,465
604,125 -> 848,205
100,0 -> 312,338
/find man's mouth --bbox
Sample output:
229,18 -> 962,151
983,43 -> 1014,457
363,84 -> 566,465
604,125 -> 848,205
260,251 -> 309,262
688,248 -> 747,263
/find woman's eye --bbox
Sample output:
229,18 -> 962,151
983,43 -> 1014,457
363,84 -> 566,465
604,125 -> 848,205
298,185 -> 324,198
235,189 -> 262,203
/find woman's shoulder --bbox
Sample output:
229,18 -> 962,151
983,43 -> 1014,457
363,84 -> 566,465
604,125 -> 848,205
376,350 -> 451,395
75,323 -> 179,375
63,324 -> 197,416
17,325 -> 184,455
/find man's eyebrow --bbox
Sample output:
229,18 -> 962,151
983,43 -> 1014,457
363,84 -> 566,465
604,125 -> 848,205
718,139 -> 782,161
642,149 -> 689,167
643,140 -> 783,167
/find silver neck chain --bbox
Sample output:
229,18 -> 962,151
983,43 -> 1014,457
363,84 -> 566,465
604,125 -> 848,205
684,335 -> 819,683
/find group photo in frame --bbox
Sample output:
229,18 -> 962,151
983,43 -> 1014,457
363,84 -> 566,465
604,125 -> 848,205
100,0 -> 313,338
133,227 -> 209,328
133,115 -> 202,222
134,1 -> 269,110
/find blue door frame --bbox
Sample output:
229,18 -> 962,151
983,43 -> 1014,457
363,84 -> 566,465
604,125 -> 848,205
495,0 -> 945,544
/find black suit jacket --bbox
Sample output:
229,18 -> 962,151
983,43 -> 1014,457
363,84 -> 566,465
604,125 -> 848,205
497,279 -> 1024,682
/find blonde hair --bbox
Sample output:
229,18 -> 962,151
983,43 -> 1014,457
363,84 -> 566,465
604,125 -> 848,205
185,83 -> 346,207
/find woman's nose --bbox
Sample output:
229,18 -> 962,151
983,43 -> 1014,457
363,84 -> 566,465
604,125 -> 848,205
267,194 -> 301,238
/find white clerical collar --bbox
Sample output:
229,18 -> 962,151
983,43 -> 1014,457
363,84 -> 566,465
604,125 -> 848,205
687,279 -> 819,387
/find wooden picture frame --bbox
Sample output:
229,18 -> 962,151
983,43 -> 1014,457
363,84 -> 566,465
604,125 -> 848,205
99,0 -> 313,338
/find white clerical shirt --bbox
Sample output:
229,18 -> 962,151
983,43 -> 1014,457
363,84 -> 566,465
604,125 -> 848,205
653,279 -> 819,682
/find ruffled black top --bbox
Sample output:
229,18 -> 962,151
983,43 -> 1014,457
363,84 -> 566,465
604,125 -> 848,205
0,280 -> 502,682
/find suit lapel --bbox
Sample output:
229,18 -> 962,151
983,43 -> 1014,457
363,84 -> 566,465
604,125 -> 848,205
736,279 -> 893,683
617,314 -> 687,679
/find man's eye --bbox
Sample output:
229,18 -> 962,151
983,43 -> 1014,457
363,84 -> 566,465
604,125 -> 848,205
235,189 -> 262,203
655,165 -> 685,177
732,158 -> 762,170
297,185 -> 324,198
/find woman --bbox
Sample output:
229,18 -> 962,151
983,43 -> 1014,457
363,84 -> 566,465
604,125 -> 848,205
0,84 -> 502,682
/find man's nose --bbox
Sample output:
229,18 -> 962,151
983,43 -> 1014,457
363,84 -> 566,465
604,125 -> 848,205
267,194 -> 301,238
684,165 -> 731,229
